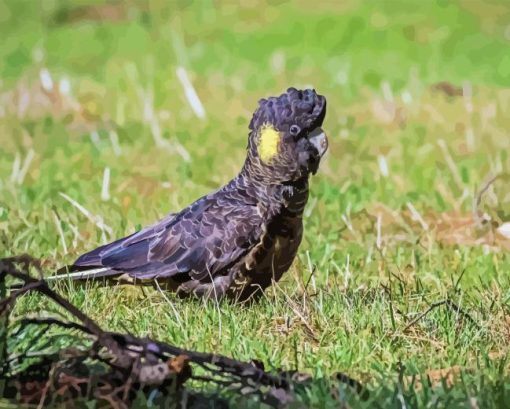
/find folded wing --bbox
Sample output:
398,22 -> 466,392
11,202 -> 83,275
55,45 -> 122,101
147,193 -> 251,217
70,194 -> 263,284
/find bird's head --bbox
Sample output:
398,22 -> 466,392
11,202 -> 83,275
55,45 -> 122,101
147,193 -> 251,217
244,87 -> 327,184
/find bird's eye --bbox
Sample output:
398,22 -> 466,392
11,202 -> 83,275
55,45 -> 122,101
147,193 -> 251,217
289,125 -> 301,136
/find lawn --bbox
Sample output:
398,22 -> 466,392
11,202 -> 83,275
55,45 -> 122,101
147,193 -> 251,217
1,0 -> 510,407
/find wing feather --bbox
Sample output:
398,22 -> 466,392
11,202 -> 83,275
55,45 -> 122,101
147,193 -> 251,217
71,192 -> 264,282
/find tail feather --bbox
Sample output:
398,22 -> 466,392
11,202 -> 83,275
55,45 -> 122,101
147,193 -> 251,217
7,266 -> 119,290
48,265 -> 117,282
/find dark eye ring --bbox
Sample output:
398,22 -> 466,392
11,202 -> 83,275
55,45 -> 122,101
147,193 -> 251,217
290,124 -> 301,136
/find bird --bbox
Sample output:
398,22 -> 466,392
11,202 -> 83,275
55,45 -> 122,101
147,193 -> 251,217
54,87 -> 328,302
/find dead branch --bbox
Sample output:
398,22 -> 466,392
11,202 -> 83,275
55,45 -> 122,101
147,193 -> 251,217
0,255 -> 362,407
403,298 -> 479,333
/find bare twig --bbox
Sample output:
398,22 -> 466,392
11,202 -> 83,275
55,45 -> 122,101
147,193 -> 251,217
404,298 -> 479,332
473,173 -> 510,226
445,299 -> 479,328
1,255 -> 362,406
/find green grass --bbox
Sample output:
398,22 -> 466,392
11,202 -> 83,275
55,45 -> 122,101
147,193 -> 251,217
1,0 -> 510,407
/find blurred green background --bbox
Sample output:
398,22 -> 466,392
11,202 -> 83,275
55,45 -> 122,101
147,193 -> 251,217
1,0 -> 510,407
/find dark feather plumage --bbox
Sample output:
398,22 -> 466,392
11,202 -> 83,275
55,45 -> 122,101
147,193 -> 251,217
56,88 -> 328,302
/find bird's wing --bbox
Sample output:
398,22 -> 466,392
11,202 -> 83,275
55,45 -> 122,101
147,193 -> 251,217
70,193 -> 264,282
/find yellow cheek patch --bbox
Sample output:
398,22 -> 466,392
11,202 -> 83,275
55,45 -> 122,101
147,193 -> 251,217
258,124 -> 280,162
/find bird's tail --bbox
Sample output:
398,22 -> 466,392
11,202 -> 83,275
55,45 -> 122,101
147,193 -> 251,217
8,265 -> 122,290
51,265 -> 118,281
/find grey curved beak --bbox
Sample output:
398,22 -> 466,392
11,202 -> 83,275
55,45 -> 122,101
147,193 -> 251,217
308,127 -> 328,157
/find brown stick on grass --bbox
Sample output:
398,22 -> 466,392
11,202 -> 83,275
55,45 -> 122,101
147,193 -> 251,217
0,255 -> 363,407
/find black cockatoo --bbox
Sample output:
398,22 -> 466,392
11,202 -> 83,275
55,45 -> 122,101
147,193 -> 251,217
56,88 -> 328,302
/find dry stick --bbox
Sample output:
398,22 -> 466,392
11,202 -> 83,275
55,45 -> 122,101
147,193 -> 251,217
110,328 -> 285,388
473,173 -> 510,225
475,174 -> 501,212
6,270 -> 104,336
403,298 -> 479,332
403,300 -> 448,332
474,174 -> 499,225
13,317 -> 92,335
444,299 -> 479,328
2,257 -> 363,401
2,261 -> 288,390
